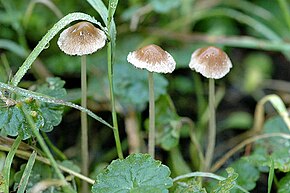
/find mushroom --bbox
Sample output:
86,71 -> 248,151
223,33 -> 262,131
127,44 -> 176,158
57,21 -> 106,186
188,46 -> 232,171
57,21 -> 106,56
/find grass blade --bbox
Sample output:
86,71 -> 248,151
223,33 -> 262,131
17,151 -> 37,193
0,82 -> 113,129
267,158 -> 275,193
10,12 -> 106,87
2,135 -> 22,193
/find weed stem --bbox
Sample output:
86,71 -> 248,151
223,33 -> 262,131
204,78 -> 216,171
148,72 -> 155,158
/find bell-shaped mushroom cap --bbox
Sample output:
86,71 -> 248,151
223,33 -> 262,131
189,46 -> 232,79
127,44 -> 176,73
57,21 -> 106,56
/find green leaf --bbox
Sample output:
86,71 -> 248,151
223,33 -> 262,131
154,95 -> 182,150
150,0 -> 181,13
246,116 -> 290,172
0,98 -> 44,139
114,63 -> 168,111
16,151 -> 37,193
0,173 -> 4,192
228,159 -> 259,192
92,153 -> 173,193
213,168 -> 239,193
36,77 -> 66,132
14,161 -> 66,193
173,178 -> 207,193
278,173 -> 290,193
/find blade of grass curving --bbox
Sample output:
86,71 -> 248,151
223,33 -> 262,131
267,157 -> 274,193
168,8 -> 281,41
17,151 -> 37,193
2,135 -> 22,193
86,0 -> 117,45
10,12 -> 107,87
277,0 -> 290,31
0,39 -> 27,58
87,0 -> 122,158
173,171 -> 249,193
0,144 -> 95,184
0,82 -> 113,129
253,94 -> 290,132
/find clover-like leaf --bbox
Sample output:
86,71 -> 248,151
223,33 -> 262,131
92,153 -> 173,193
213,168 -> 238,193
227,159 -> 259,192
0,77 -> 66,139
36,77 -> 66,132
153,95 -> 183,150
0,98 -> 44,139
247,116 -> 290,172
278,173 -> 290,193
173,178 -> 207,193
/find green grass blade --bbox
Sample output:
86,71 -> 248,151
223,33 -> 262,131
277,0 -> 290,31
86,0 -> 117,46
0,82 -> 113,129
2,135 -> 22,193
0,39 -> 27,58
10,12 -> 106,87
253,94 -> 290,132
267,158 -> 275,193
16,151 -> 37,193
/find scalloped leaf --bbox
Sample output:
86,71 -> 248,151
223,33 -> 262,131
213,168 -> 238,193
246,116 -> 290,172
278,173 -> 290,193
92,153 -> 173,193
36,77 -> 66,132
173,178 -> 207,193
0,78 -> 66,139
0,98 -> 44,139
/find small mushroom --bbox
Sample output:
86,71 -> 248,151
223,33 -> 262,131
57,21 -> 107,184
127,44 -> 176,73
127,44 -> 176,158
57,21 -> 106,56
188,46 -> 232,171
189,46 -> 232,79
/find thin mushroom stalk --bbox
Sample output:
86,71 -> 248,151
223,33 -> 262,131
189,46 -> 232,171
205,78 -> 216,171
81,55 -> 89,193
127,44 -> 176,158
148,71 -> 155,156
57,21 -> 107,193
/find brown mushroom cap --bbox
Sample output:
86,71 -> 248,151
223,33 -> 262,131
57,21 -> 106,56
189,46 -> 232,79
127,44 -> 176,73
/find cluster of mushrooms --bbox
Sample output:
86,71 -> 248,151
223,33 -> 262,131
57,21 -> 232,170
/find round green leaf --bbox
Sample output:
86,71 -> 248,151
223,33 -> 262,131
92,153 -> 173,193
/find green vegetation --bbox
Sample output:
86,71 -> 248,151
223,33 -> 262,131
0,0 -> 290,192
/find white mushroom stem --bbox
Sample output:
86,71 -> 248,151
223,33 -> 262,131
81,55 -> 89,192
148,72 -> 155,158
204,78 -> 216,171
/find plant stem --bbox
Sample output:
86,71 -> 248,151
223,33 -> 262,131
0,144 -> 95,184
2,135 -> 22,193
106,0 -> 123,159
81,55 -> 89,193
204,78 -> 216,171
107,37 -> 123,159
148,72 -> 155,158
22,106 -> 75,193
